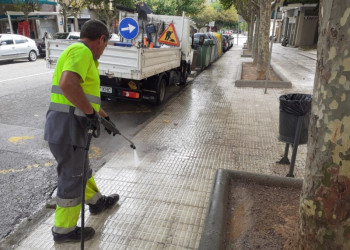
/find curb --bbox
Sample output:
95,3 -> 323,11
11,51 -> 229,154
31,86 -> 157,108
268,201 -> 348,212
235,80 -> 292,88
270,62 -> 291,83
240,48 -> 252,58
198,169 -> 303,250
0,207 -> 54,249
235,62 -> 242,84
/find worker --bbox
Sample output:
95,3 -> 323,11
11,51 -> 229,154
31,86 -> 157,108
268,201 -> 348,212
44,19 -> 119,243
42,31 -> 48,41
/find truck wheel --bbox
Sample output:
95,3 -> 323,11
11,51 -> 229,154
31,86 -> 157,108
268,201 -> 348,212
180,64 -> 189,85
28,50 -> 37,61
179,69 -> 188,85
156,76 -> 166,105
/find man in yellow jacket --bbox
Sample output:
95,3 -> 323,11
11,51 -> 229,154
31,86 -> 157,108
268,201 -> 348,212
44,19 -> 118,243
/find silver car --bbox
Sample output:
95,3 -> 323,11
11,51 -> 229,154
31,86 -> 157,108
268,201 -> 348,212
0,34 -> 39,62
52,32 -> 80,40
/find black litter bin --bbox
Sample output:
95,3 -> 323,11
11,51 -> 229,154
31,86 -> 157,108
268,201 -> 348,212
278,94 -> 312,144
277,93 -> 312,177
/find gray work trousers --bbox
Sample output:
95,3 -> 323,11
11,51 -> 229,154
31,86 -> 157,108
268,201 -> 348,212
49,143 -> 92,200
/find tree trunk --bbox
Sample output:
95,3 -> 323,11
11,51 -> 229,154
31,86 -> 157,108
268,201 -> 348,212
63,9 -> 68,32
252,11 -> 259,65
106,16 -> 112,32
248,12 -> 254,51
74,15 -> 79,31
257,0 -> 270,79
298,0 -> 350,249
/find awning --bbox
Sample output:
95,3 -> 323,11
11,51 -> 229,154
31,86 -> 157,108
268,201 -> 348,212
0,11 -> 59,21
0,0 -> 56,5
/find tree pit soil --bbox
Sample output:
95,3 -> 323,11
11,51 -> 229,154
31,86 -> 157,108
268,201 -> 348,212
242,62 -> 282,81
225,180 -> 301,250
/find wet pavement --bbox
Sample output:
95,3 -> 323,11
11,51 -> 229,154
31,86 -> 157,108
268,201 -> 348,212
7,42 -> 316,249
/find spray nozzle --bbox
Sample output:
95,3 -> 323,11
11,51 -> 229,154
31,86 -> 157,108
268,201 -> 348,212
101,117 -> 136,150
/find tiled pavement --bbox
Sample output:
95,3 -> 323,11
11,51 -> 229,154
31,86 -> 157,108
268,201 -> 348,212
14,43 -> 316,249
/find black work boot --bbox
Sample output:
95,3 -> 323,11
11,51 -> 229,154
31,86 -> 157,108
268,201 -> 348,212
52,226 -> 95,243
89,194 -> 119,215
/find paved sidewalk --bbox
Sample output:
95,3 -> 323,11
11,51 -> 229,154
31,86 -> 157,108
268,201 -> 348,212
13,44 -> 316,249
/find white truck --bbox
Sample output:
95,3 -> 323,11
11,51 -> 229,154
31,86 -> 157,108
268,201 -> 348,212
46,12 -> 196,105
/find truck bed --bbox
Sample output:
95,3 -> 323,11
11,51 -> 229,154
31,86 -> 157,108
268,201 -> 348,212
46,40 -> 181,80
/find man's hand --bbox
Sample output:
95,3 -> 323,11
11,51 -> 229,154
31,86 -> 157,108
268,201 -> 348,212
86,110 -> 100,138
104,116 -> 117,136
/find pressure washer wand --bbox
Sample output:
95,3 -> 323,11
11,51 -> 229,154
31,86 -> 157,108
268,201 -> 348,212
100,117 -> 136,149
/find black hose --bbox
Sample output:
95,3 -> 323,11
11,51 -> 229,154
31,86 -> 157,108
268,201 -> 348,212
81,128 -> 94,250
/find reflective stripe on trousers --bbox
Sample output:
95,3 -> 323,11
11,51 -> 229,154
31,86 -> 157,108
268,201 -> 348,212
48,142 -> 102,234
53,176 -> 102,234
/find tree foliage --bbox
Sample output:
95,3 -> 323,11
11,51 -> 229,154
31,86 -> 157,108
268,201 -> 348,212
57,0 -> 87,32
12,0 -> 41,13
11,0 -> 41,35
190,4 -> 217,29
190,2 -> 238,30
86,0 -> 134,31
143,0 -> 205,16
215,6 -> 238,30
220,0 -> 258,21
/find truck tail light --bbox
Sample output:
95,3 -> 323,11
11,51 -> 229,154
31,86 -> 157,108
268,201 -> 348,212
122,91 -> 140,99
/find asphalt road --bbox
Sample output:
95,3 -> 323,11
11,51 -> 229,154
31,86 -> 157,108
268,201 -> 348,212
0,57 -> 185,240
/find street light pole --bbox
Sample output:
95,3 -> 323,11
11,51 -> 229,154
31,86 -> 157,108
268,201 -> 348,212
237,22 -> 239,45
6,12 -> 14,34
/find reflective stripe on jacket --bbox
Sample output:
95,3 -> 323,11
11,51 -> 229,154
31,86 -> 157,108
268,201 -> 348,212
49,85 -> 101,116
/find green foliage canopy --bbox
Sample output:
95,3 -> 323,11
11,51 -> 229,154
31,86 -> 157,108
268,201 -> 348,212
143,0 -> 206,16
191,2 -> 238,30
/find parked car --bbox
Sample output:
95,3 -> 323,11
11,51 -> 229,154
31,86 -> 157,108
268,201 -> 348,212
0,34 -> 39,62
35,32 -> 52,57
108,33 -> 120,45
53,32 -> 80,40
222,36 -> 229,53
194,33 -> 211,42
223,34 -> 234,49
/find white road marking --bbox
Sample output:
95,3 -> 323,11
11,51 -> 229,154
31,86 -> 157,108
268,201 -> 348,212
0,71 -> 52,83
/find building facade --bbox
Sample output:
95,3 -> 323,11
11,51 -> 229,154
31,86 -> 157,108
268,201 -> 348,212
0,0 -> 58,39
280,4 -> 318,47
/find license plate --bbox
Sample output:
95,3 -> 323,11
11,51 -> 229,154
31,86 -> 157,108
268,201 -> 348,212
100,86 -> 112,93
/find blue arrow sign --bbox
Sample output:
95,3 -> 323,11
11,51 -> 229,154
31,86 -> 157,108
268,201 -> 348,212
119,18 -> 139,40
